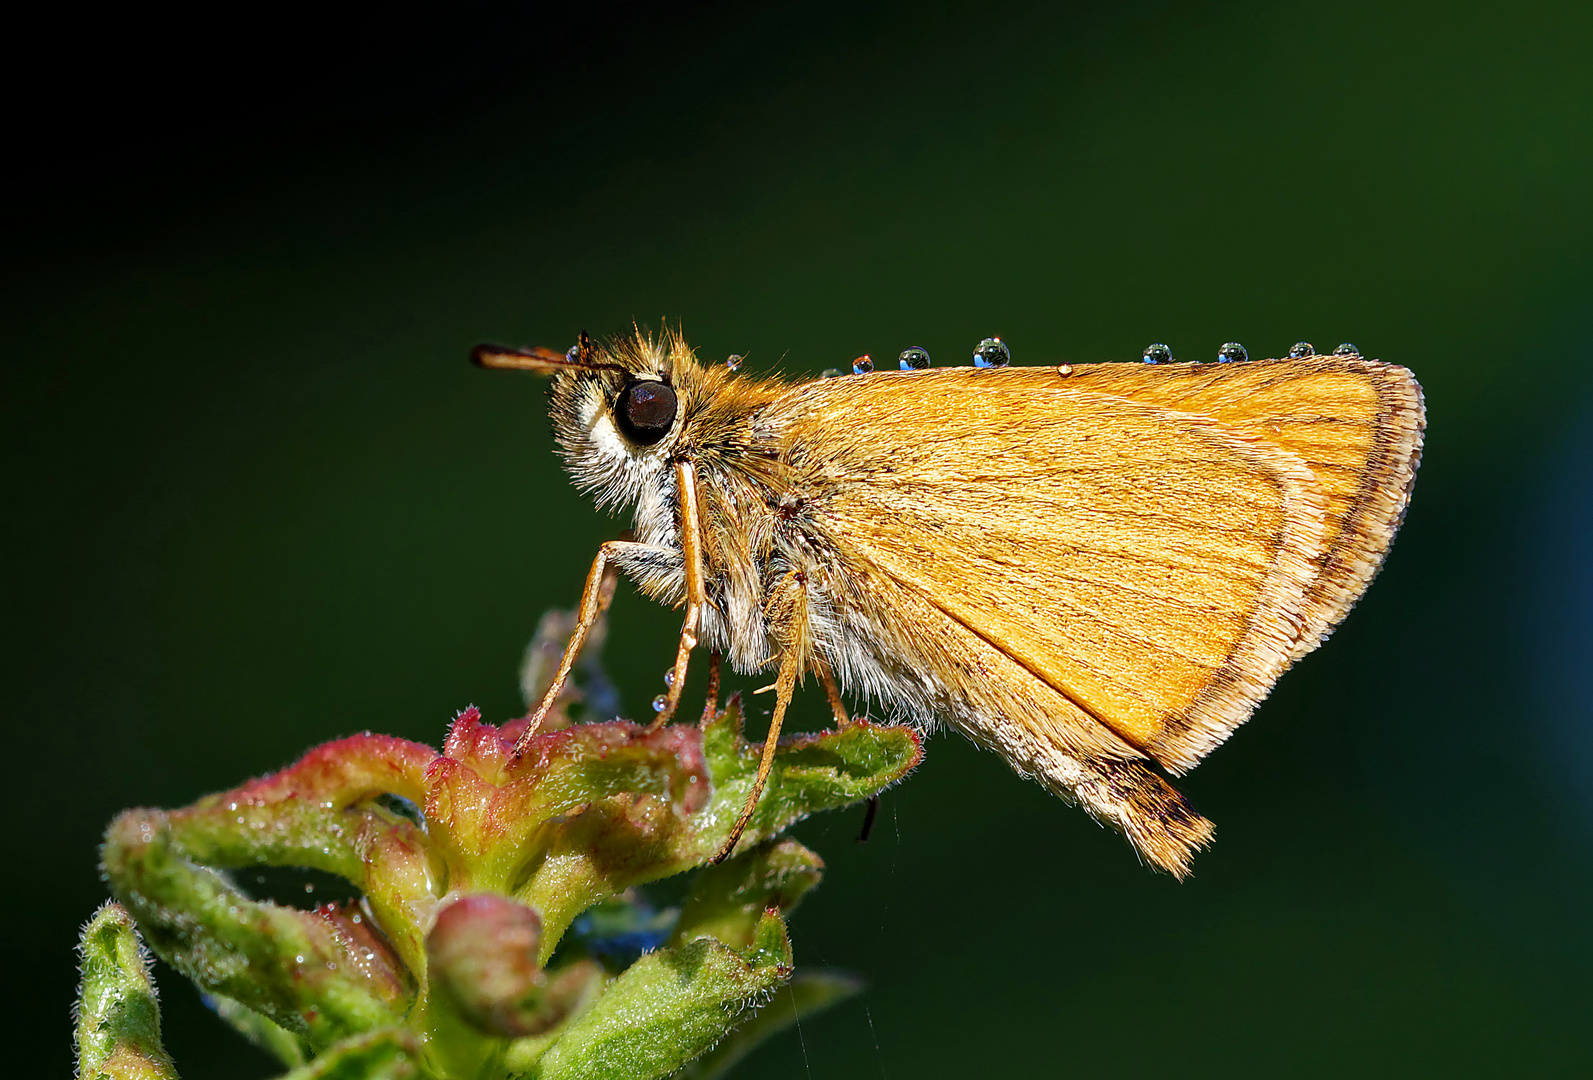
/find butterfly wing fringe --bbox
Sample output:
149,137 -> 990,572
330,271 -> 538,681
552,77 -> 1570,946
1098,760 -> 1215,880
1131,358 -> 1427,771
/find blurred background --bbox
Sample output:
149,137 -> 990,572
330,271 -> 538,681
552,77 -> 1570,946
7,0 -> 1593,1074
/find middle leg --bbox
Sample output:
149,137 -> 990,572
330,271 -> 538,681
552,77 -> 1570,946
712,569 -> 811,863
816,657 -> 851,728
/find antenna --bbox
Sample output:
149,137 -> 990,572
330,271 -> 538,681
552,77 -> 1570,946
470,334 -> 627,376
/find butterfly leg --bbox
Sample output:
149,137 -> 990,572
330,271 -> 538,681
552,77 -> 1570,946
816,658 -> 851,728
712,644 -> 801,864
813,656 -> 873,836
712,569 -> 810,863
649,460 -> 708,729
513,539 -> 656,757
698,649 -> 723,725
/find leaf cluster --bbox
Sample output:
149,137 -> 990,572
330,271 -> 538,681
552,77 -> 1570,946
84,678 -> 919,1079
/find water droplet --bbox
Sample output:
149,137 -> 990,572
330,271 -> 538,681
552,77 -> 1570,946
1057,364 -> 1074,376
1142,343 -> 1171,365
227,801 -> 239,812
1334,342 -> 1360,356
899,346 -> 932,370
295,955 -> 306,965
973,337 -> 1010,367
652,694 -> 669,713
852,355 -> 874,375
1218,342 -> 1249,363
725,354 -> 743,371
662,669 -> 675,688
1289,341 -> 1315,358
821,368 -> 846,378
304,883 -> 315,894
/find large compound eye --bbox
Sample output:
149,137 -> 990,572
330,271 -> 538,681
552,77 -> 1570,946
614,380 -> 678,446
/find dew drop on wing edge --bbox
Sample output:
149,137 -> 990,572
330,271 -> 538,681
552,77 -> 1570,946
973,337 -> 1011,368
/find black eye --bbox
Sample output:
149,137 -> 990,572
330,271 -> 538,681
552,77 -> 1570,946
614,380 -> 678,445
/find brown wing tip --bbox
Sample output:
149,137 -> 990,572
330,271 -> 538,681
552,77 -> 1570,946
1147,358 -> 1427,775
1123,769 -> 1215,880
1088,758 -> 1214,879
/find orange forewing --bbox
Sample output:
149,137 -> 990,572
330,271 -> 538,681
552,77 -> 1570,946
769,356 -> 1422,774
1061,357 -> 1425,765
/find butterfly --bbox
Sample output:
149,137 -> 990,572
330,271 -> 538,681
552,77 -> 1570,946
474,330 -> 1424,876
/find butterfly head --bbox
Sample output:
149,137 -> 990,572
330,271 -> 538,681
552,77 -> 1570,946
472,326 -> 701,511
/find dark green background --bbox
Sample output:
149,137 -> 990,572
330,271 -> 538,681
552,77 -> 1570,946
8,0 -> 1593,1074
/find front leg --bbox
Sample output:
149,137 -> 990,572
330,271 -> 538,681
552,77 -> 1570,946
513,538 -> 674,756
648,460 -> 708,728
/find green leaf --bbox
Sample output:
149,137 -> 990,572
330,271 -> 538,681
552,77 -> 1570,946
427,716 -> 712,894
102,811 -> 412,1050
672,840 -> 823,953
522,697 -> 920,958
521,912 -> 795,1080
163,734 -> 442,975
677,970 -> 865,1080
276,1029 -> 431,1080
208,995 -> 311,1068
75,902 -> 179,1080
698,703 -> 921,856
